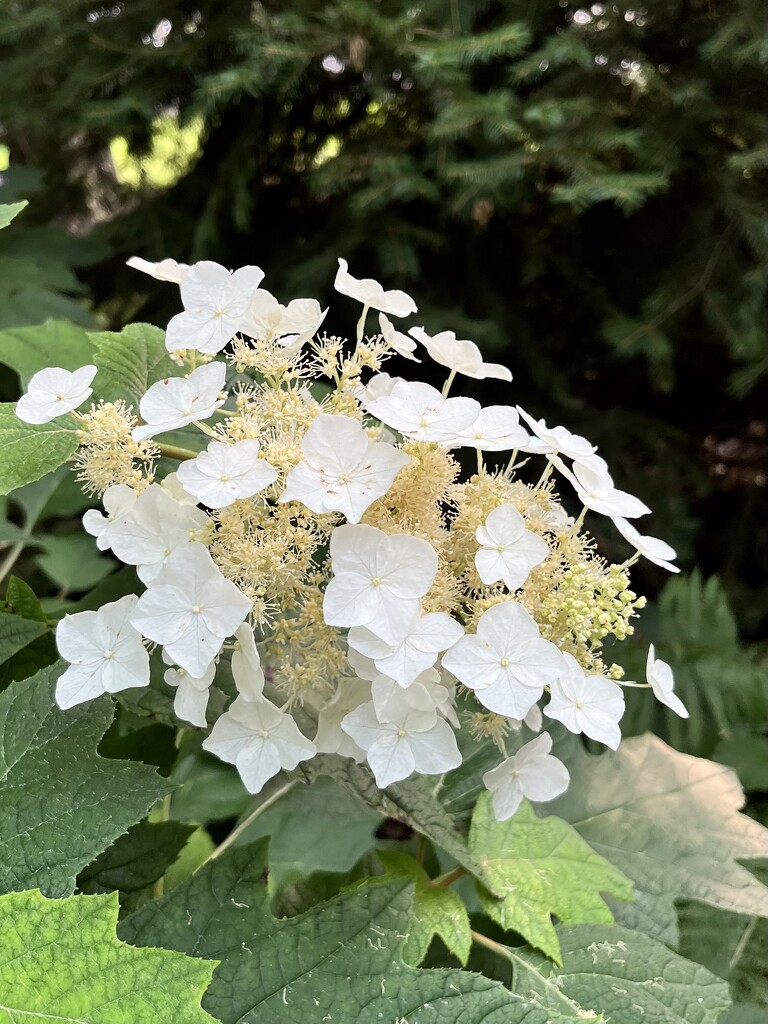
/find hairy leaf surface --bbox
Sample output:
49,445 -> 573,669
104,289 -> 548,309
0,888 -> 217,1023
509,924 -> 731,1023
469,796 -> 632,963
121,839 -> 530,1023
0,403 -> 80,495
377,850 -> 472,965
0,665 -> 170,896
89,322 -> 179,406
550,733 -> 768,943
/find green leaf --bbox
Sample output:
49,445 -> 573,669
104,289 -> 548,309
549,733 -> 768,943
0,664 -> 171,897
0,403 -> 80,496
38,533 -> 114,592
0,200 -> 27,229
377,850 -> 472,966
0,611 -> 47,666
161,826 -> 216,892
230,775 -> 380,888
678,862 -> 768,1010
89,322 -> 179,407
77,820 -> 196,896
507,924 -> 731,1024
469,796 -> 633,964
0,319 -> 93,387
4,575 -> 46,621
310,753 -> 500,893
120,839 -> 532,1023
0,889 -> 218,1023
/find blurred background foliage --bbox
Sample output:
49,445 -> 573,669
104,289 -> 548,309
0,0 -> 766,1007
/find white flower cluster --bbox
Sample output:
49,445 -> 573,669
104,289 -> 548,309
17,257 -> 688,821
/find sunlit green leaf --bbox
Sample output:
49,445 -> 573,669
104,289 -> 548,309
0,888 -> 217,1023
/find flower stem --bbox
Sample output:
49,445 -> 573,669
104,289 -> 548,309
0,540 -> 27,587
152,793 -> 173,898
469,929 -> 511,960
199,778 -> 299,868
156,442 -> 199,461
356,304 -> 370,345
429,865 -> 466,888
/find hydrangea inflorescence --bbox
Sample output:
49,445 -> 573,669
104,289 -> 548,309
16,257 -> 689,820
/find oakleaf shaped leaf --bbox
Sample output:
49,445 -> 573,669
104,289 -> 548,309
469,796 -> 632,963
120,839 -> 530,1023
0,889 -> 218,1023
0,664 -> 171,896
377,850 -> 472,965
0,403 -> 80,495
508,924 -> 731,1024
550,733 -> 768,943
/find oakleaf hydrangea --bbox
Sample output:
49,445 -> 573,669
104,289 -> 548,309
22,255 -> 685,818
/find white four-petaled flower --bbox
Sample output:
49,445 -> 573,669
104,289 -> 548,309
410,326 -> 512,381
517,408 -> 597,461
544,652 -> 625,749
132,361 -> 227,441
323,524 -> 438,643
280,415 -> 410,523
378,313 -> 419,360
82,484 -> 138,551
613,516 -> 679,573
483,733 -> 570,820
448,405 -> 546,453
551,454 -> 651,520
475,504 -> 549,591
104,483 -> 207,583
341,687 -> 461,788
366,380 -> 480,445
646,643 -> 688,718
334,258 -> 417,318
165,261 -> 265,354
16,364 -> 98,424
177,439 -> 277,508
131,543 -> 251,676
203,694 -> 316,793
240,289 -> 327,346
56,595 -> 149,709
441,601 -> 565,719
163,653 -> 216,728
347,611 -> 463,687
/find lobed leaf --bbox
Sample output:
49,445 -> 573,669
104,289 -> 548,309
0,319 -> 93,387
0,888 -> 217,1023
550,733 -> 768,943
377,850 -> 472,965
0,664 -> 170,897
509,923 -> 731,1023
469,796 -> 633,963
310,753 -> 500,892
121,839 -> 530,1024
